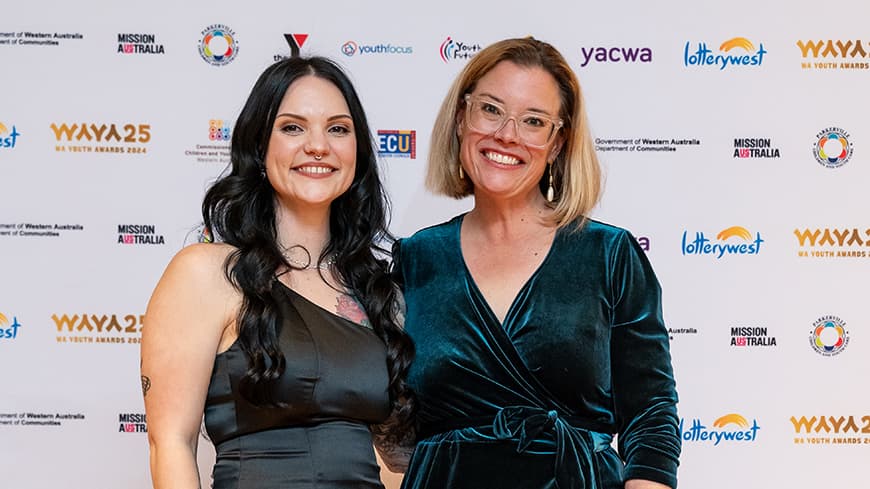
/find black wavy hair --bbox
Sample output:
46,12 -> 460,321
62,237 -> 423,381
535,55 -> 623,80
201,56 -> 414,440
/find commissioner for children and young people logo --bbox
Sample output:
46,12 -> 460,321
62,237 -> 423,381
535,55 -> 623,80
681,226 -> 764,258
684,37 -> 767,70
813,127 -> 853,168
0,123 -> 20,150
440,36 -> 482,63
377,130 -> 416,158
117,33 -> 164,55
809,315 -> 849,357
680,413 -> 761,446
198,24 -> 237,66
797,39 -> 870,70
341,40 -> 412,57
0,313 -> 22,340
578,46 -> 652,67
184,119 -> 231,164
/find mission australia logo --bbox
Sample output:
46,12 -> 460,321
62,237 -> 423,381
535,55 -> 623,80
730,326 -> 777,347
118,413 -> 147,433
578,46 -> 652,67
117,33 -> 165,54
117,224 -> 164,245
733,138 -> 781,158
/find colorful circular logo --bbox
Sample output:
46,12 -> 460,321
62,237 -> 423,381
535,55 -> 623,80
809,315 -> 849,356
813,127 -> 853,168
341,41 -> 358,57
199,24 -> 238,66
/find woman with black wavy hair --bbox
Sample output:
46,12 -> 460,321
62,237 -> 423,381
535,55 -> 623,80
141,56 -> 414,489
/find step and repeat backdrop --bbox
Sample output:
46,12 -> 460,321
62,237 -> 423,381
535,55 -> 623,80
1,1 -> 868,488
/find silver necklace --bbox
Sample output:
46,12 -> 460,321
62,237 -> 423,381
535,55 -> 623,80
280,244 -> 336,271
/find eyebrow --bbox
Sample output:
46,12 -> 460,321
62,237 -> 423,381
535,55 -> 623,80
275,112 -> 353,122
476,92 -> 554,116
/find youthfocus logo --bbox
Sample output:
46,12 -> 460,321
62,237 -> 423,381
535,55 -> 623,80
813,127 -> 852,169
341,40 -> 412,57
681,226 -> 764,258
198,24 -> 237,66
0,123 -> 20,149
440,36 -> 481,63
377,130 -> 416,158
0,313 -> 22,340
681,413 -> 761,446
684,37 -> 767,70
579,46 -> 652,67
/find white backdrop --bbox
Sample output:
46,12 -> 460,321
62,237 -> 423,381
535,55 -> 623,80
1,1 -> 868,488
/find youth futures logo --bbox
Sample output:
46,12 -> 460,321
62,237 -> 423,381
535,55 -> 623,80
440,36 -> 481,63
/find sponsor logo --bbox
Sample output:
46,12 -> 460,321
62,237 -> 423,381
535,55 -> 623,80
377,130 -> 416,158
51,122 -> 150,154
341,40 -> 412,57
733,138 -> 780,158
198,24 -> 237,66
681,413 -> 761,445
0,31 -> 84,47
440,36 -> 482,63
0,222 -> 84,238
118,413 -> 147,433
184,119 -> 231,164
797,40 -> 870,70
681,226 -> 764,258
813,127 -> 852,168
117,224 -> 165,245
791,415 -> 870,445
594,137 -> 701,153
668,327 -> 698,341
0,412 -> 85,427
810,315 -> 849,356
0,313 -> 22,340
275,33 -> 308,61
684,37 -> 767,70
730,326 -> 776,347
0,123 -> 20,149
117,33 -> 164,55
795,227 -> 869,259
52,313 -> 144,345
579,46 -> 652,67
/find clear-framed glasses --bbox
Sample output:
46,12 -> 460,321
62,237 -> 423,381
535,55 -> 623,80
463,94 -> 563,148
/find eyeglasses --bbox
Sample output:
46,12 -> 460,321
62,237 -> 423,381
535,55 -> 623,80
463,94 -> 563,148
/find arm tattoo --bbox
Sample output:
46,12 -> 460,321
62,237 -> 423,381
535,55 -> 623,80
141,375 -> 151,397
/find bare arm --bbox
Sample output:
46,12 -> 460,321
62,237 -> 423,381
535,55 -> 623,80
141,244 -> 238,489
626,480 -> 672,489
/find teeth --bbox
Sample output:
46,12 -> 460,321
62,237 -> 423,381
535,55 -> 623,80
297,166 -> 333,174
485,151 -> 521,165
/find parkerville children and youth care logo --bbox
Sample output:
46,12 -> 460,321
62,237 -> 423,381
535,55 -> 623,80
809,315 -> 849,357
198,24 -> 237,66
813,127 -> 853,169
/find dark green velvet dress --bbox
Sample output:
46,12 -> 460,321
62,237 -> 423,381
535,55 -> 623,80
394,215 -> 680,489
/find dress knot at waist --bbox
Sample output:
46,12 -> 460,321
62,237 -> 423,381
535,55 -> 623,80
492,405 -> 613,489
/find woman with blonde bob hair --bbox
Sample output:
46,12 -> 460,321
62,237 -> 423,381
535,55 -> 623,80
393,37 -> 681,489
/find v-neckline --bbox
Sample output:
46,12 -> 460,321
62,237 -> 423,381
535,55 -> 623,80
454,213 -> 559,329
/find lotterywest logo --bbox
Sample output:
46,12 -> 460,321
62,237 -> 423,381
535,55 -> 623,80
341,40 -> 412,57
730,326 -> 776,347
680,413 -> 761,445
681,226 -> 764,258
117,33 -> 164,55
794,227 -> 870,259
733,138 -> 780,158
813,127 -> 852,169
578,46 -> 652,67
118,413 -> 147,433
275,33 -> 308,61
684,37 -> 767,70
440,36 -> 482,63
52,313 -> 144,345
377,130 -> 416,159
0,312 -> 22,340
184,119 -> 231,164
198,24 -> 238,66
791,415 -> 870,445
117,224 -> 165,245
0,31 -> 84,47
797,40 -> 870,70
809,315 -> 849,357
0,122 -> 20,149
51,122 -> 150,154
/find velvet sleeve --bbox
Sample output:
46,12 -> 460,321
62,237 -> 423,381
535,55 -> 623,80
608,230 -> 681,488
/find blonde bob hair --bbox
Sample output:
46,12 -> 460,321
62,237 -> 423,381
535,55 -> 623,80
426,37 -> 601,230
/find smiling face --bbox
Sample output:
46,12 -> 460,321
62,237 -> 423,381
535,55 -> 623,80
457,61 -> 564,205
264,75 -> 357,213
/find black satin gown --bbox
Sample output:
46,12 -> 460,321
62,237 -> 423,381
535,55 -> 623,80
203,281 -> 391,488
